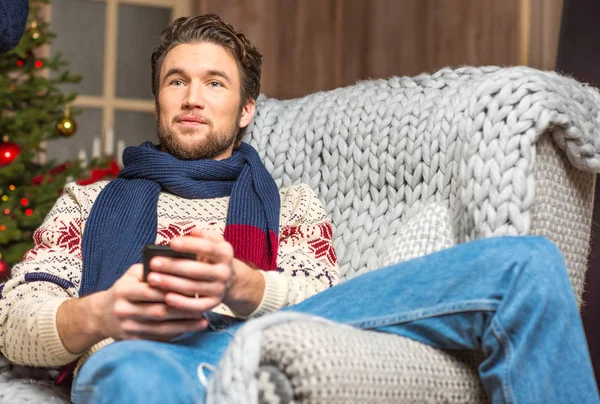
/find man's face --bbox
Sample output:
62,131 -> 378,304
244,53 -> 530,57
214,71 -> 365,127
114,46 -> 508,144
156,42 -> 255,160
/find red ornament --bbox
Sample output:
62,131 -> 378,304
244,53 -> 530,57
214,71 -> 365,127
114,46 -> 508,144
77,159 -> 122,186
50,163 -> 69,174
0,259 -> 9,281
32,174 -> 43,185
0,142 -> 20,166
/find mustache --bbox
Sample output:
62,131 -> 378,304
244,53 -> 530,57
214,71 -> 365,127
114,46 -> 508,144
173,114 -> 211,125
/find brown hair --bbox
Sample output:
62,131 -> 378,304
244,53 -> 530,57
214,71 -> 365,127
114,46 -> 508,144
151,14 -> 262,110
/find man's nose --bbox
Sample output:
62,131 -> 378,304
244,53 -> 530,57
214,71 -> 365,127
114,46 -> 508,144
182,82 -> 205,109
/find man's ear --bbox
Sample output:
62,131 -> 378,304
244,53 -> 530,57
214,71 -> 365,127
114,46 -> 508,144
239,98 -> 256,129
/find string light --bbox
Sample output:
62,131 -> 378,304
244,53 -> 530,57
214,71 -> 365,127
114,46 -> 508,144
1,196 -> 7,202
8,185 -> 15,191
25,209 -> 33,216
0,225 -> 5,231
20,198 -> 28,206
3,209 -> 9,215
35,60 -> 43,69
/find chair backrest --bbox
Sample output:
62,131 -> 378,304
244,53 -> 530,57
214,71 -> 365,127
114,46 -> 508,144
246,66 -> 600,281
245,67 -> 492,279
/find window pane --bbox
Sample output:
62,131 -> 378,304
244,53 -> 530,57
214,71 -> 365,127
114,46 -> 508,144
45,108 -> 103,164
50,0 -> 105,96
116,4 -> 172,100
114,110 -> 157,150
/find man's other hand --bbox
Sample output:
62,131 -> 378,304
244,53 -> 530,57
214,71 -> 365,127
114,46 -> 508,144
147,228 -> 265,317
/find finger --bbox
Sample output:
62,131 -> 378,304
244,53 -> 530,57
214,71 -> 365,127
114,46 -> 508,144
169,235 -> 216,260
113,280 -> 167,303
147,272 -> 227,298
171,236 -> 233,263
165,292 -> 222,313
122,318 -> 208,341
130,302 -> 205,321
125,283 -> 168,303
124,263 -> 144,280
113,299 -> 203,322
170,236 -> 219,262
188,227 -> 223,241
149,256 -> 226,282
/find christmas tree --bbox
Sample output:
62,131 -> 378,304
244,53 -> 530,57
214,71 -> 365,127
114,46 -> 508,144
0,0 -> 82,277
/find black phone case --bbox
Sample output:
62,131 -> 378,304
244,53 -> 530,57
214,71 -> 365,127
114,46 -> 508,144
143,244 -> 196,281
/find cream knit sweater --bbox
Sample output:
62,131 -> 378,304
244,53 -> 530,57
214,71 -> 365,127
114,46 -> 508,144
0,181 -> 339,368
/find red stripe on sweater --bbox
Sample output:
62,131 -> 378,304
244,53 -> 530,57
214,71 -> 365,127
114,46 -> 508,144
224,224 -> 278,270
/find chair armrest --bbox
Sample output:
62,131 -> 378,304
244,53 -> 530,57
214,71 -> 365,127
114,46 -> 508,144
208,313 -> 487,404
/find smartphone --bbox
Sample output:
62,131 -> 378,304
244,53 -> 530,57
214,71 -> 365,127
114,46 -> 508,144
143,244 -> 196,281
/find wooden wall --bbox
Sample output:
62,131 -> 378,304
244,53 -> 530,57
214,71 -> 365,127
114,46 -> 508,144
529,0 -> 564,70
191,0 -> 561,100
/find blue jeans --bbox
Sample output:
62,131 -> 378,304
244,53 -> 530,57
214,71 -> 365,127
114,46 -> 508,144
72,236 -> 600,403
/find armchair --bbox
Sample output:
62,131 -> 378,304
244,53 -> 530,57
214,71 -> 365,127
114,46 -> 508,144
1,66 -> 599,403
208,66 -> 600,403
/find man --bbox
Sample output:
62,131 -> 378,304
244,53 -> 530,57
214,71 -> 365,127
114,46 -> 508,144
0,12 -> 337,396
0,14 -> 598,404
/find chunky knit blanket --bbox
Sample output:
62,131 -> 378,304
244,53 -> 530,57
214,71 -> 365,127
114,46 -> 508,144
2,66 -> 600,403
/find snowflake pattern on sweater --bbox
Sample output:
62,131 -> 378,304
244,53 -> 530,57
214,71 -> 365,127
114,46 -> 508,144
0,181 -> 339,367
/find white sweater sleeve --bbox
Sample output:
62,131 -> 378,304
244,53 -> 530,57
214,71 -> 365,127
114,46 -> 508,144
242,184 -> 339,318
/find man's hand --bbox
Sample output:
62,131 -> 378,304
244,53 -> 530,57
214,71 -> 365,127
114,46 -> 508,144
147,228 -> 265,317
100,264 -> 208,341
57,263 -> 208,355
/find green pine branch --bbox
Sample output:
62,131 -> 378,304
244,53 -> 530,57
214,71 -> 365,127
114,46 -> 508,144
0,0 -> 84,267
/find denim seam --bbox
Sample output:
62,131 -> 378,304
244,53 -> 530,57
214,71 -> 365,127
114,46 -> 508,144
491,317 -> 516,404
347,300 -> 500,329
71,385 -> 98,403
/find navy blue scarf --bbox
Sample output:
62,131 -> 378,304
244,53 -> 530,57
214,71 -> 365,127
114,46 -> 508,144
80,142 -> 280,296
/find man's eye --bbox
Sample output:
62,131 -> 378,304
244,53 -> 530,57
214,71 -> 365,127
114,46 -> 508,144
170,80 -> 183,86
209,81 -> 223,87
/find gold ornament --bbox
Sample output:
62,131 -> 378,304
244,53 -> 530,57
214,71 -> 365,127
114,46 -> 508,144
29,21 -> 41,41
56,108 -> 77,137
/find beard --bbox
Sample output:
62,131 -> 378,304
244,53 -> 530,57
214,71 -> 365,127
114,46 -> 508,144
157,111 -> 242,160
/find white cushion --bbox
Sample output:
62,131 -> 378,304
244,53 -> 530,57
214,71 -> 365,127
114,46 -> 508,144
376,203 -> 454,269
